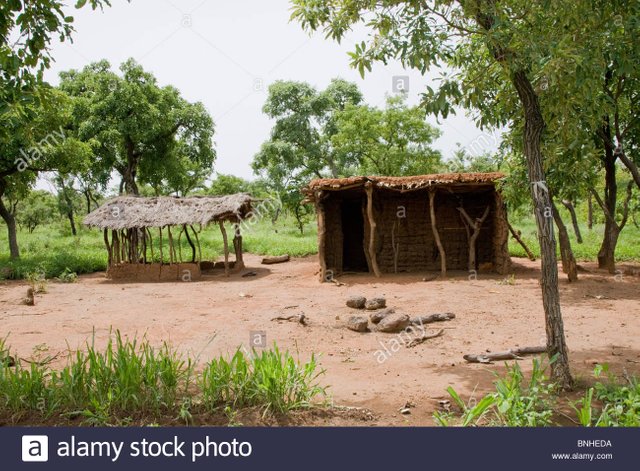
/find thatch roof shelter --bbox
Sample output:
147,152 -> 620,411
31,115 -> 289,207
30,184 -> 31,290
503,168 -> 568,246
84,193 -> 253,229
303,172 -> 511,281
84,193 -> 254,281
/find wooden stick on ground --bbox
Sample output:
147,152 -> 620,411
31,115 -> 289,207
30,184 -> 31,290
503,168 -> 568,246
406,329 -> 444,348
463,346 -> 547,364
261,254 -> 290,265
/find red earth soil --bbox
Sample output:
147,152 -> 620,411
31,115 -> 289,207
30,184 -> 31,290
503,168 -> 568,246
1,255 -> 639,425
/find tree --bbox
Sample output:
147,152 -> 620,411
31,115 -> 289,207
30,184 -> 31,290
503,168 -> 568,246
208,173 -> 252,196
255,78 -> 364,182
1,0 -> 113,135
0,88 -> 93,258
447,145 -> 500,173
332,94 -> 443,175
16,189 -> 57,233
59,59 -> 216,195
290,0 -> 592,388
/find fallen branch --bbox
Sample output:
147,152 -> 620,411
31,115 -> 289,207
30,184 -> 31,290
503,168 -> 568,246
411,312 -> 455,325
270,313 -> 307,326
261,254 -> 290,265
506,220 -> 536,261
407,329 -> 444,348
463,346 -> 546,364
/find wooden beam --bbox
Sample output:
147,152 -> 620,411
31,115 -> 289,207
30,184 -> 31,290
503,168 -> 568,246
315,191 -> 328,281
146,227 -> 154,262
158,227 -> 164,264
183,224 -> 196,263
103,228 -> 112,267
190,225 -> 202,265
219,221 -> 230,276
365,183 -> 382,277
232,223 -> 244,271
428,189 -> 446,277
167,226 -> 175,265
457,205 -> 491,272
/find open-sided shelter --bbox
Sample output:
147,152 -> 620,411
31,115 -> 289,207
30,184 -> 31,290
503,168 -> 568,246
303,173 -> 511,280
84,193 -> 253,281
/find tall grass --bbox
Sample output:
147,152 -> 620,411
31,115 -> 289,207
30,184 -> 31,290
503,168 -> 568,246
200,347 -> 326,414
0,334 -> 326,425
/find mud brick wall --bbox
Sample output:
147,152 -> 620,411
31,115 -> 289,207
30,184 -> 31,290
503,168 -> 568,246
372,189 -> 495,272
319,186 -> 508,275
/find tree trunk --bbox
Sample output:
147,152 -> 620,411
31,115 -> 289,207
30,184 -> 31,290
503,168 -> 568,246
597,126 -> 619,274
561,200 -> 582,243
0,191 -> 20,259
123,137 -> 140,195
552,202 -> 578,282
587,194 -> 593,230
511,70 -> 572,389
67,210 -> 77,236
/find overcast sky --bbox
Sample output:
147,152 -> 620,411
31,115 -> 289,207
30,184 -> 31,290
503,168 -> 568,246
44,0 -> 497,181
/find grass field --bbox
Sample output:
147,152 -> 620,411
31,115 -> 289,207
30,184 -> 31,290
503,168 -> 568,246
0,209 -> 638,279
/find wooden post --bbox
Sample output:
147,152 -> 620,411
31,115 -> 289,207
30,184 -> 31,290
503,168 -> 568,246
428,189 -> 447,277
190,225 -> 202,265
315,191 -> 328,282
103,228 -> 112,267
457,205 -> 491,272
232,223 -> 244,271
219,221 -> 230,276
183,224 -> 196,263
146,227 -> 154,262
158,227 -> 164,264
177,226 -> 184,263
112,230 -> 120,264
167,226 -> 175,265
365,183 -> 382,277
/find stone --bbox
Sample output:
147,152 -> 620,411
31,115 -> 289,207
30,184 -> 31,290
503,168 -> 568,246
365,297 -> 386,310
376,313 -> 410,333
370,308 -> 395,324
346,316 -> 369,332
346,295 -> 367,309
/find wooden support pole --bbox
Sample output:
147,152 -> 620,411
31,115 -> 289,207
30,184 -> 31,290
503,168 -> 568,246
365,183 -> 382,277
167,226 -> 175,265
219,221 -> 230,276
158,227 -> 164,264
146,227 -> 154,262
428,189 -> 447,277
506,219 -> 536,261
103,228 -> 112,267
112,230 -> 120,264
232,223 -> 244,271
177,226 -> 184,263
190,225 -> 202,265
457,205 -> 491,272
184,224 -> 196,263
315,191 -> 328,282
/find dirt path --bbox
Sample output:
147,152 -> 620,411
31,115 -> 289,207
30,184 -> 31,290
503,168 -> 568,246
1,255 -> 639,425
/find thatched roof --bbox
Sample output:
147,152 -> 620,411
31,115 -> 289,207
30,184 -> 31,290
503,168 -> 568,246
84,193 -> 254,230
303,172 -> 504,198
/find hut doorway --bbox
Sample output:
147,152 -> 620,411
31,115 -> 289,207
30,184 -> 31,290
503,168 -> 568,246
341,197 -> 368,272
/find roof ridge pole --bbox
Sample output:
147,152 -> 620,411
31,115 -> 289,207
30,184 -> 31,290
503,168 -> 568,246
365,182 -> 382,277
428,189 -> 447,278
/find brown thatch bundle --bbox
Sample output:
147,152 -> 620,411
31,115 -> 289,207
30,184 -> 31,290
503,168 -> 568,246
303,172 -> 505,198
84,193 -> 253,230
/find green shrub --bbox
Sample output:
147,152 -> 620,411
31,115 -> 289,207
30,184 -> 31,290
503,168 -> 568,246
434,359 -> 556,427
574,365 -> 640,427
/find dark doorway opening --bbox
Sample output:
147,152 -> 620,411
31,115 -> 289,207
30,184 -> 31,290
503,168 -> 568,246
341,197 -> 368,272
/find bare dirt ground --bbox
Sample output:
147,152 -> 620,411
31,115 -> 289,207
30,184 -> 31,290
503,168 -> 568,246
1,255 -> 639,426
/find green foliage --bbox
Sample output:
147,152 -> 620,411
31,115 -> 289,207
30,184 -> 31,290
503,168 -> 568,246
55,267 -> 78,283
333,94 -> 443,176
15,190 -> 57,233
58,59 -> 216,195
434,359 -> 556,427
574,365 -> 640,427
200,346 -> 326,415
0,334 -> 326,425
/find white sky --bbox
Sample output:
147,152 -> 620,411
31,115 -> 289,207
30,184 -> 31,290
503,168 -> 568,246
43,0 -> 497,181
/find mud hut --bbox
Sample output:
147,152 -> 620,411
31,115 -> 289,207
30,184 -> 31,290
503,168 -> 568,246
303,173 -> 511,281
84,193 -> 253,281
